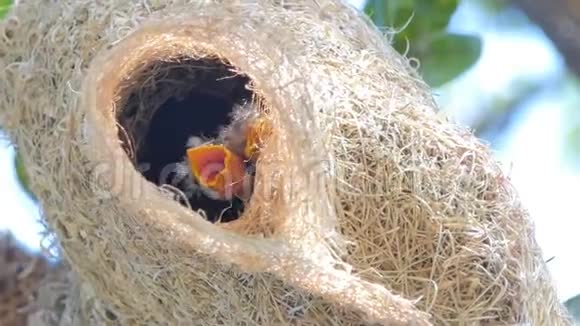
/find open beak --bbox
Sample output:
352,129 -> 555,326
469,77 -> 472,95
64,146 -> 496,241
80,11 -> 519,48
186,144 -> 246,200
244,117 -> 272,162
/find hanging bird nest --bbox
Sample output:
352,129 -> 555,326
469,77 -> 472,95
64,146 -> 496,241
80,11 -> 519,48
0,0 -> 572,324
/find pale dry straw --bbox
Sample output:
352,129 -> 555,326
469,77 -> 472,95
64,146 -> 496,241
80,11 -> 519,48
0,0 -> 572,325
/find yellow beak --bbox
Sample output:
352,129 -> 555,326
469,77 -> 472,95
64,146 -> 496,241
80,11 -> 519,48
186,144 -> 246,200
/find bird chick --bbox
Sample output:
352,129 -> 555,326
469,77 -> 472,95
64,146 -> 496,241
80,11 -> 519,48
185,144 -> 251,201
174,101 -> 271,203
217,101 -> 272,163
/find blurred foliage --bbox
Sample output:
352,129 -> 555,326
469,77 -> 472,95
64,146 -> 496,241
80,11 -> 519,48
565,294 -> 580,322
563,76 -> 580,165
0,0 -> 12,19
569,124 -> 580,161
364,0 -> 482,87
14,151 -> 36,201
473,78 -> 544,143
476,0 -> 508,12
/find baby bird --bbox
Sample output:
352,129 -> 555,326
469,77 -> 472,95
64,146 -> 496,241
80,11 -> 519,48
175,100 -> 272,203
186,144 -> 248,200
216,101 -> 272,163
169,142 -> 251,202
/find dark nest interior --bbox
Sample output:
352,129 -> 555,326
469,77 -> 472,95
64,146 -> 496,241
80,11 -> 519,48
115,56 -> 255,223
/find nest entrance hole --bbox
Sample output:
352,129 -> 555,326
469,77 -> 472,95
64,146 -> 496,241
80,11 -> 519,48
116,56 -> 255,223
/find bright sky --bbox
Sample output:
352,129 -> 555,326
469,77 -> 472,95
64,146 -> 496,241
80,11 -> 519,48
1,0 -> 579,302
0,137 -> 44,248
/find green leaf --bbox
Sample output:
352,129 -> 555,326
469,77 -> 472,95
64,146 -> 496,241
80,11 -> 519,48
0,0 -> 13,20
365,0 -> 459,34
365,0 -> 415,28
14,151 -> 36,201
478,0 -> 509,13
564,294 -> 580,321
417,33 -> 482,87
412,0 -> 459,33
363,0 -> 474,87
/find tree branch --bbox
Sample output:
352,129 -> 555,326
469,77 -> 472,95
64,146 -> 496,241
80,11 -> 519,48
515,0 -> 580,75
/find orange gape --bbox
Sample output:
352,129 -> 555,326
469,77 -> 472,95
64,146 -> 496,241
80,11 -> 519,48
186,144 -> 246,200
244,117 -> 272,162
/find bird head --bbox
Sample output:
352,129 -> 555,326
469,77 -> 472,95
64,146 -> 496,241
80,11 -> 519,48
186,144 -> 247,201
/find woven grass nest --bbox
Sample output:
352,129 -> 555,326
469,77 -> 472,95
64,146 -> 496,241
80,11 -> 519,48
0,0 -> 572,325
